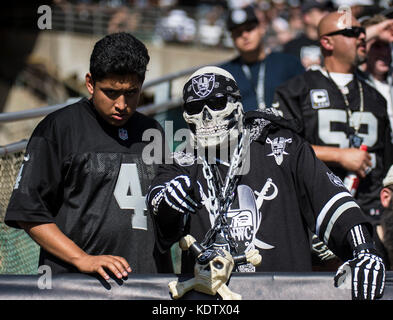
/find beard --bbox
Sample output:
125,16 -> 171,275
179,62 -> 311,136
354,41 -> 367,66
354,53 -> 367,67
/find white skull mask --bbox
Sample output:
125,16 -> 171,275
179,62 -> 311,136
183,96 -> 244,148
183,66 -> 244,148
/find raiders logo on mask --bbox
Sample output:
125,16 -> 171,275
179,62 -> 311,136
192,74 -> 216,98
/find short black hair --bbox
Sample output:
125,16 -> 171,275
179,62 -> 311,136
89,32 -> 150,83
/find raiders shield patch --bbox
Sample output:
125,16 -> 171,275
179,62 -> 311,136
192,74 -> 215,98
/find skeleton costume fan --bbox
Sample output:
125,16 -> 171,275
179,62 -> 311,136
167,67 -> 262,300
151,67 -> 386,301
183,66 -> 248,253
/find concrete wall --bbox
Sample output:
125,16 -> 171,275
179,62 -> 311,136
31,31 -> 236,90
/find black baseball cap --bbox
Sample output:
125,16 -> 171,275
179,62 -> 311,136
226,5 -> 259,31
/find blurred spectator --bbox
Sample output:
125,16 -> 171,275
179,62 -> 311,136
271,16 -> 296,49
156,8 -> 196,43
270,0 -> 288,20
381,165 -> 393,209
288,4 -> 305,34
374,165 -> 393,270
362,14 -> 393,44
274,12 -> 393,221
220,5 -> 304,111
358,15 -> 393,135
364,40 -> 393,132
107,6 -> 141,34
198,5 -> 226,46
227,0 -> 255,9
283,0 -> 331,68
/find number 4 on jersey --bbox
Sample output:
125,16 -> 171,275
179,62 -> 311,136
114,163 -> 147,230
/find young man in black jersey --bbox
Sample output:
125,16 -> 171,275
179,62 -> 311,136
4,32 -> 170,280
147,66 -> 385,299
274,12 -> 393,221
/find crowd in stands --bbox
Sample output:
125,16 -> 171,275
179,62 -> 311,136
51,0 -> 393,50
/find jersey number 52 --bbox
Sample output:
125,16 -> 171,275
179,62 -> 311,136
318,109 -> 377,166
318,109 -> 378,148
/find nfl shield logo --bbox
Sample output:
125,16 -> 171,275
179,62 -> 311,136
118,128 -> 128,140
192,74 -> 215,98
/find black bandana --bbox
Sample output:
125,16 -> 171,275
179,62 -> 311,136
183,73 -> 241,104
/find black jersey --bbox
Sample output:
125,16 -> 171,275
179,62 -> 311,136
148,111 -> 370,273
282,33 -> 322,68
5,98 -> 167,274
274,68 -> 393,219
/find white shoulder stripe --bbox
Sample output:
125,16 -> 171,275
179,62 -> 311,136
323,201 -> 360,244
316,192 -> 352,236
351,224 -> 365,247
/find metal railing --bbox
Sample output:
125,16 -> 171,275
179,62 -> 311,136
0,61 -> 224,155
0,140 -> 29,156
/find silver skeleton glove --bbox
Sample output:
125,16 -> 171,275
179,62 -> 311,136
150,175 -> 201,214
334,224 -> 385,300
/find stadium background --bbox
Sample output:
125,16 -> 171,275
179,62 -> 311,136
0,0 -> 390,275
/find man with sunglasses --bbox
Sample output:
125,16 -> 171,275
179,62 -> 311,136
147,66 -> 385,300
274,12 -> 393,224
219,5 -> 304,112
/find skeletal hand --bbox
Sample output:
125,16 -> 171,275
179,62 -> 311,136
334,251 -> 385,300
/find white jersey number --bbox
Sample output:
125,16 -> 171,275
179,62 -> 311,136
114,163 -> 147,230
318,109 -> 378,166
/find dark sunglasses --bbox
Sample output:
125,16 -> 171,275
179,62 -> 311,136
323,26 -> 365,38
184,96 -> 228,115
